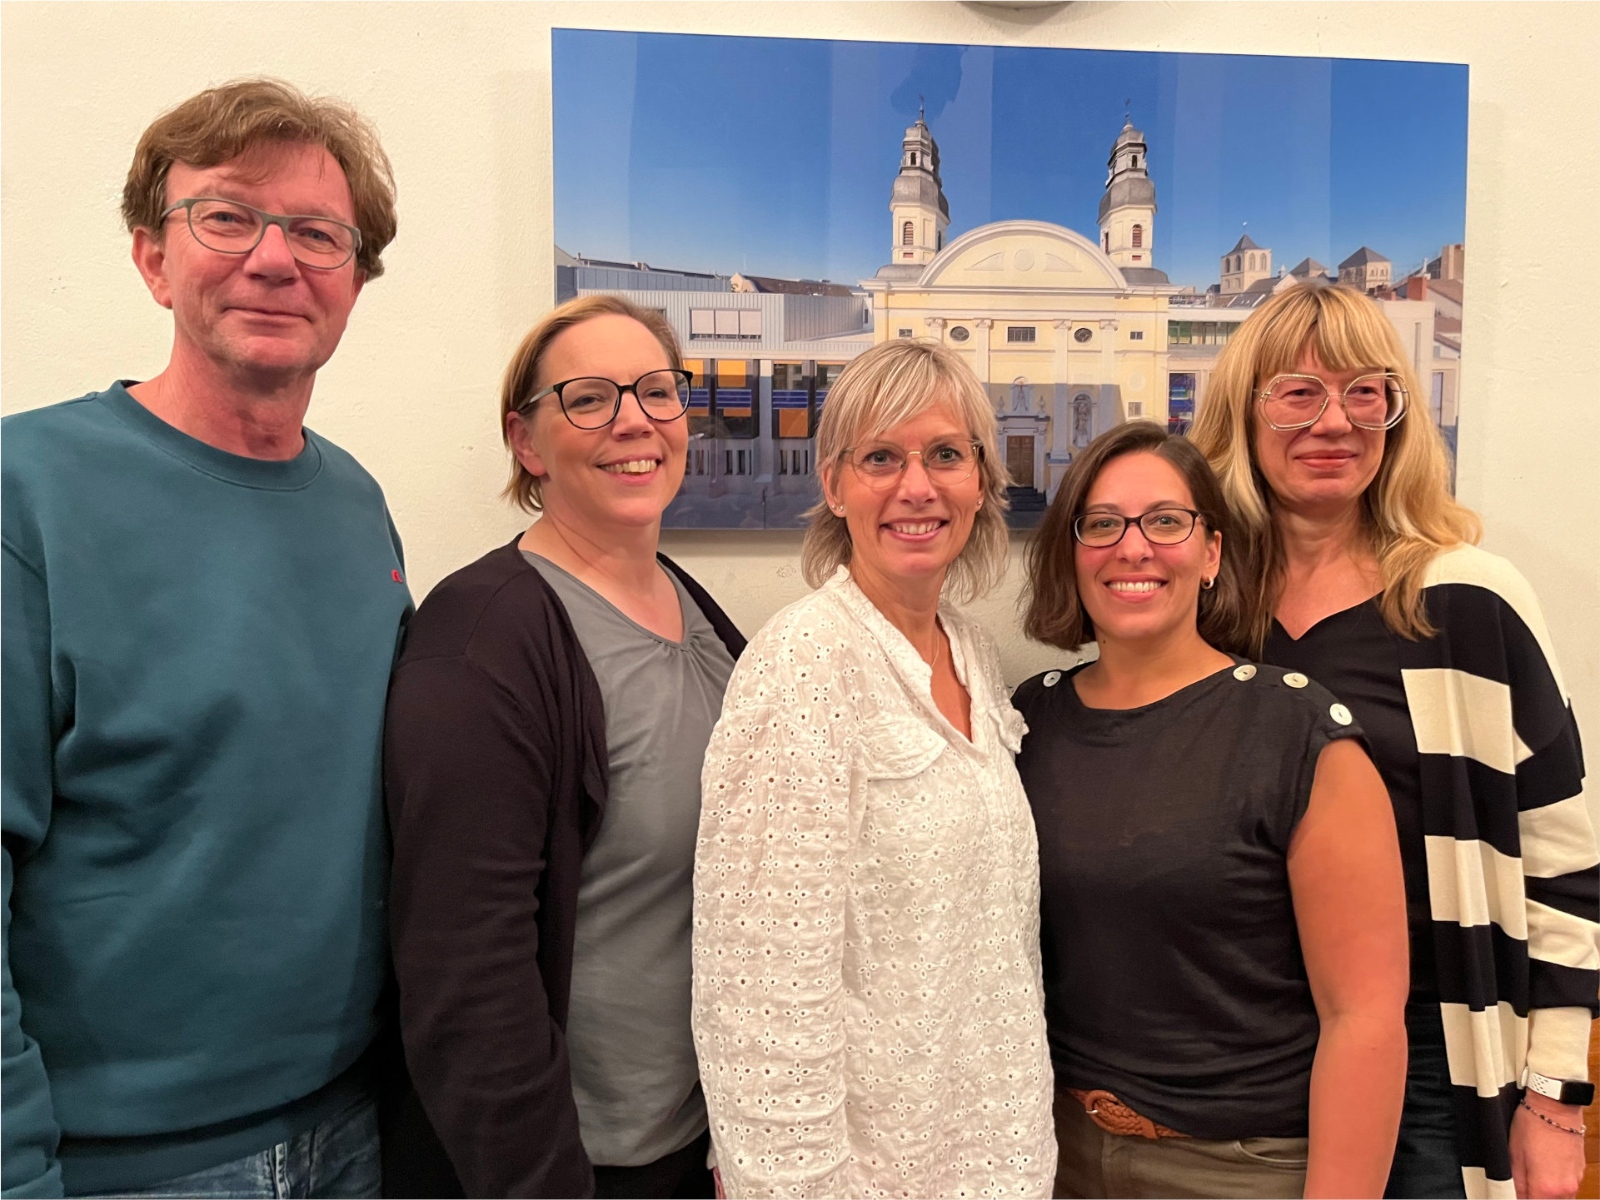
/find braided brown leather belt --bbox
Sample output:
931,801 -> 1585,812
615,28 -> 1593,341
1067,1088 -> 1190,1139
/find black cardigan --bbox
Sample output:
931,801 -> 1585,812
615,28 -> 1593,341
382,539 -> 746,1198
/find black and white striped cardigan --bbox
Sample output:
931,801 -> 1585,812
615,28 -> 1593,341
1396,545 -> 1598,1198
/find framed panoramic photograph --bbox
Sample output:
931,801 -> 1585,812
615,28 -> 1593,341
553,30 -> 1468,529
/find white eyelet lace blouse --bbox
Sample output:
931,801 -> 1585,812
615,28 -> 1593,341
692,567 -> 1057,1199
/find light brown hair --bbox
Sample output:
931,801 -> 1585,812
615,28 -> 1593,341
800,338 -> 1012,604
1023,422 -> 1250,655
1187,282 -> 1479,651
499,294 -> 685,513
122,77 -> 397,279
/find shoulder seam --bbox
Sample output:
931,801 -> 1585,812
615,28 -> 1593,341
1,535 -> 45,581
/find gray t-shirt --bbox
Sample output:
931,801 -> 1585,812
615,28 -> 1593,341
523,553 -> 736,1167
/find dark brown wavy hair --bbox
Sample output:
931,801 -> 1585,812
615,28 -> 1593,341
1023,422 -> 1251,655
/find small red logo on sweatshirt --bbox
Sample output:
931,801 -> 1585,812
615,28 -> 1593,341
392,569 -> 404,583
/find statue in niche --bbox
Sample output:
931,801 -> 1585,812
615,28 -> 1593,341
1011,378 -> 1030,412
1072,394 -> 1094,448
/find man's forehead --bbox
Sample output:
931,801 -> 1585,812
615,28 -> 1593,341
167,142 -> 353,211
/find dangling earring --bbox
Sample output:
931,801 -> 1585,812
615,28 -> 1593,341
1201,575 -> 1216,590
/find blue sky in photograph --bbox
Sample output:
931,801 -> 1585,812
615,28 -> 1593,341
552,30 -> 1468,292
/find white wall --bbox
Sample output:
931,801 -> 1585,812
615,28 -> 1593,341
5,2 -> 1597,821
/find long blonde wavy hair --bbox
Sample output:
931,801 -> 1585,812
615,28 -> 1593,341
1188,282 -> 1479,652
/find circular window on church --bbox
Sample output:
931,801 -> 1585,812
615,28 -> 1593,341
949,325 -> 970,343
1074,326 -> 1093,344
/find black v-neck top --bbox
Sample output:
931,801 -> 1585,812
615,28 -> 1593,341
1264,598 -> 1435,1002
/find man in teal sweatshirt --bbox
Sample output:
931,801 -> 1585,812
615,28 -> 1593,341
2,79 -> 412,1198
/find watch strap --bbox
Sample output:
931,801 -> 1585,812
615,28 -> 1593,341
1524,1069 -> 1596,1107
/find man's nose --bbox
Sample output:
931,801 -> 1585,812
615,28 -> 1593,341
242,222 -> 302,278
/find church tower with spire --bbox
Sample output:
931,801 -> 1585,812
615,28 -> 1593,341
889,104 -> 949,268
1098,118 -> 1157,270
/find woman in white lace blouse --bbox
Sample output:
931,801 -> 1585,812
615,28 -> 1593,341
691,339 -> 1057,1199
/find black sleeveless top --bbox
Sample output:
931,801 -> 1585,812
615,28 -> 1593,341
1013,660 -> 1365,1139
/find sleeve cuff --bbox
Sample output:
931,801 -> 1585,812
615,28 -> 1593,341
1525,1006 -> 1595,1082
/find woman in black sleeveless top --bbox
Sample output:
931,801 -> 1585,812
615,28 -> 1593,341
1015,423 -> 1408,1199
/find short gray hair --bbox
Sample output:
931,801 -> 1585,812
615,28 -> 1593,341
801,338 -> 1011,603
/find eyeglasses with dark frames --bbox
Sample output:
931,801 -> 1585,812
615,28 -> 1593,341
518,370 -> 694,430
160,197 -> 362,270
1073,507 -> 1203,548
1257,372 -> 1407,432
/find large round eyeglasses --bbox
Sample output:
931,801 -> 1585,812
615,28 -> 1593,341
1073,507 -> 1202,547
161,198 -> 362,270
519,370 -> 693,429
1257,372 -> 1407,431
843,440 -> 984,489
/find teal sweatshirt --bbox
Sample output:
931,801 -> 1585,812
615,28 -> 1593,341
1,385 -> 412,1197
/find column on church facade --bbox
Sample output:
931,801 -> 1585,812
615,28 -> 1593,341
972,319 -> 993,392
1099,318 -> 1120,423
1050,320 -> 1073,458
926,316 -> 946,343
1043,320 -> 1075,499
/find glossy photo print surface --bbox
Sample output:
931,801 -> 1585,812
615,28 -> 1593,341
553,30 -> 1468,529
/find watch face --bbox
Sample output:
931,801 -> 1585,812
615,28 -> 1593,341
1561,1079 -> 1597,1106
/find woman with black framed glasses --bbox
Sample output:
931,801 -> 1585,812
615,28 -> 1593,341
384,294 -> 744,1199
1191,283 -> 1599,1200
1014,422 -> 1409,1198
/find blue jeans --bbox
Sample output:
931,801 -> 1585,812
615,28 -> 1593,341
1385,1005 -> 1467,1199
80,1096 -> 380,1199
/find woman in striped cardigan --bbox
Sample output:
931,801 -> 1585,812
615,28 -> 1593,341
1191,282 -> 1598,1200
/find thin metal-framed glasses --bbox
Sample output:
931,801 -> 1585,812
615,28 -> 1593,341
842,439 -> 984,489
1257,372 -> 1407,432
1073,507 -> 1203,548
518,370 -> 693,430
161,197 -> 363,270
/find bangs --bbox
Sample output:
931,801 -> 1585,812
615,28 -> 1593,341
853,382 -> 969,446
1247,286 -> 1407,383
1308,310 -> 1405,374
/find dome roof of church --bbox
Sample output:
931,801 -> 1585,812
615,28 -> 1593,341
1113,120 -> 1146,148
892,169 -> 950,217
1097,174 -> 1156,223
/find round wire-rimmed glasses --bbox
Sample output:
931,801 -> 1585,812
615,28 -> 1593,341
842,440 -> 984,490
161,197 -> 362,270
1073,507 -> 1203,548
519,370 -> 693,430
1257,372 -> 1408,432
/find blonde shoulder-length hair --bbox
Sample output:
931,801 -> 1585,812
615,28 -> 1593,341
801,338 -> 1012,604
1188,282 -> 1480,651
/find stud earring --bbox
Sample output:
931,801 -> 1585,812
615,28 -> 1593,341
975,498 -> 983,509
833,505 -> 845,515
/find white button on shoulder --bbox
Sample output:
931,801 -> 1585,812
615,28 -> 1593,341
1283,672 -> 1309,689
1329,703 -> 1354,726
1043,670 -> 1062,688
1233,664 -> 1257,681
